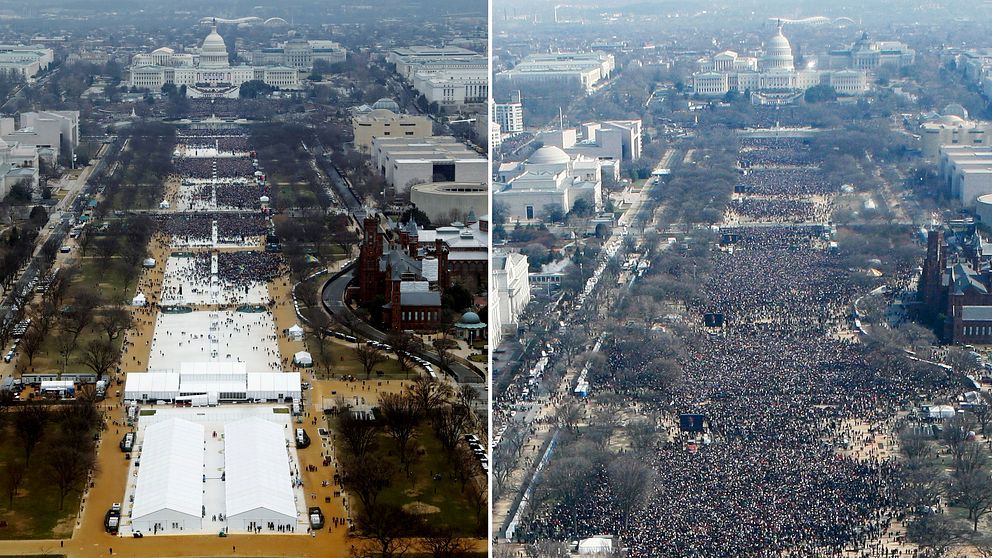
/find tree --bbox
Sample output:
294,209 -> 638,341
950,468 -> 992,531
433,405 -> 469,456
607,454 -> 655,530
4,460 -> 25,508
81,338 -> 121,379
387,331 -> 419,374
100,306 -> 132,343
378,393 -> 420,469
55,330 -> 77,378
408,375 -> 451,417
354,343 -> 387,379
541,455 -> 595,538
341,456 -> 394,513
354,503 -> 422,558
337,411 -> 379,458
14,402 -> 50,465
20,325 -> 44,367
423,526 -> 471,558
45,443 -> 96,510
432,338 -> 454,374
907,512 -> 972,556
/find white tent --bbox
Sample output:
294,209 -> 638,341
929,405 -> 956,420
159,200 -> 170,209
130,418 -> 205,534
124,373 -> 180,402
224,417 -> 298,531
132,292 -> 147,307
578,536 -> 614,555
143,258 -> 156,268
293,351 -> 313,367
287,324 -> 304,340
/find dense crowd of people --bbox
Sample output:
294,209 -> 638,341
738,168 -> 835,196
517,138 -> 954,557
728,198 -> 822,222
173,157 -> 256,179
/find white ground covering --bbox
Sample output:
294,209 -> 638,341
173,146 -> 249,158
148,311 -> 281,371
169,222 -> 258,248
160,255 -> 268,306
120,406 -> 308,536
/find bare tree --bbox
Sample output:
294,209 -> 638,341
433,406 -> 469,456
354,503 -> 421,558
607,454 -> 656,530
4,460 -> 25,508
525,540 -> 570,558
341,456 -> 394,513
423,526 -> 471,558
45,443 -> 96,510
99,306 -> 132,343
949,468 -> 992,531
20,325 -> 44,367
337,411 -> 380,458
14,402 -> 50,465
80,338 -> 121,379
55,330 -> 77,378
407,375 -> 451,417
387,331 -> 419,374
378,393 -> 420,470
906,512 -> 973,556
354,343 -> 387,379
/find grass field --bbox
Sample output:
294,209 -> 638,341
313,340 -> 411,380
364,425 -> 484,537
0,424 -> 81,539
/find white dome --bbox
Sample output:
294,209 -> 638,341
199,23 -> 230,68
259,195 -> 270,203
528,146 -> 571,165
760,24 -> 795,71
943,103 -> 969,120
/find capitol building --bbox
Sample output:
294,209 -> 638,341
692,24 -> 870,99
128,22 -> 301,99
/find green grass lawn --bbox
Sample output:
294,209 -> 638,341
23,321 -> 122,377
313,341 -> 412,380
0,424 -> 82,539
354,424 -> 484,537
74,256 -> 137,300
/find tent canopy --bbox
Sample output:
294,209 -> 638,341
131,418 -> 205,522
224,417 -> 297,522
293,351 -> 312,366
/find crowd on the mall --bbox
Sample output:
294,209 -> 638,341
506,138 -> 951,558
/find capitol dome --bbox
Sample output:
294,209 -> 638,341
760,24 -> 795,71
199,22 -> 230,69
528,145 -> 571,166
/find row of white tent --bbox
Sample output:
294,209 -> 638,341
130,417 -> 298,533
123,362 -> 301,403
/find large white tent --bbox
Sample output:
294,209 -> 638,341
124,365 -> 301,403
130,418 -> 205,534
224,417 -> 298,531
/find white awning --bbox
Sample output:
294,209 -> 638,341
131,418 -> 205,523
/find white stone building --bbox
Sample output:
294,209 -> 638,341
412,69 -> 488,110
352,108 -> 433,152
128,23 -> 301,98
939,145 -> 992,206
494,102 -> 524,134
537,119 -> 641,176
499,52 -> 615,94
0,110 -> 79,162
0,45 -> 54,81
826,32 -> 915,70
491,250 -> 531,347
692,24 -> 870,97
494,146 -> 602,221
250,39 -> 346,70
369,136 -> 488,193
